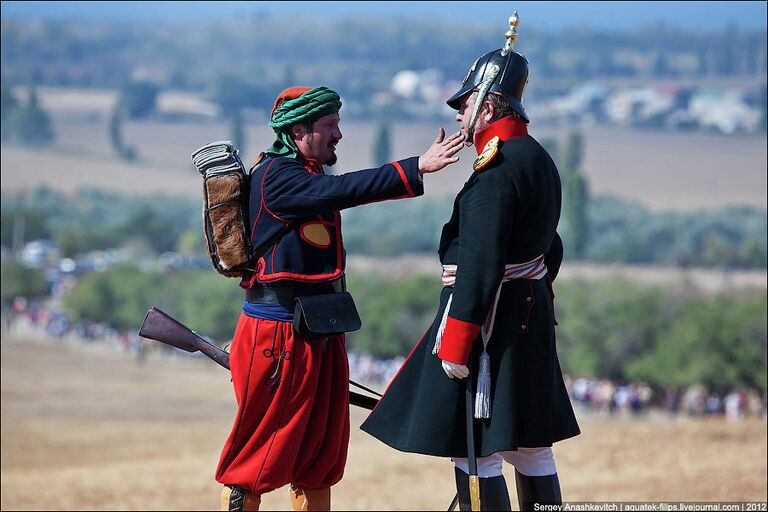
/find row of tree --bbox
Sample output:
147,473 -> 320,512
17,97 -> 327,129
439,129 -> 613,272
1,187 -> 202,258
339,197 -> 767,268
2,184 -> 765,268
0,86 -> 54,146
3,261 -> 764,395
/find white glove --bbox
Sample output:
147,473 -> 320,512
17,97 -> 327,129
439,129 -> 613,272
442,360 -> 469,379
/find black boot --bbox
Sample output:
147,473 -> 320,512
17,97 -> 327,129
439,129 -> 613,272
480,474 -> 512,511
454,467 -> 471,511
454,467 -> 512,511
514,469 -> 561,510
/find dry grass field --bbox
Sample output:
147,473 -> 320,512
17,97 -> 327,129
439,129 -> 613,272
1,334 -> 766,511
1,87 -> 766,212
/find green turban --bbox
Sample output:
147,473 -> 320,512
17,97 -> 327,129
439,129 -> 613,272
266,86 -> 342,159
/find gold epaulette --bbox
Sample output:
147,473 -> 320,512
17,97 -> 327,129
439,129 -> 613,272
473,136 -> 501,172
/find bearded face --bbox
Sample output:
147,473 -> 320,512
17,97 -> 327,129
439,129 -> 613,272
294,112 -> 342,165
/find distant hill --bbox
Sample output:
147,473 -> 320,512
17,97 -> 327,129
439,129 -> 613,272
2,13 -> 765,118
1,1 -> 766,30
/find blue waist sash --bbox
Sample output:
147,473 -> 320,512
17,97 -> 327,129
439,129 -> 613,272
242,301 -> 294,322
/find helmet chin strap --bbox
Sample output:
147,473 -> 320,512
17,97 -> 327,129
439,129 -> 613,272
465,64 -> 501,145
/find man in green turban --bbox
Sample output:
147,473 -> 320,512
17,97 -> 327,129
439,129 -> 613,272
266,85 -> 342,162
216,85 -> 465,511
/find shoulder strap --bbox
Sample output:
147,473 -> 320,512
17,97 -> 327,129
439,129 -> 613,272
249,152 -> 268,175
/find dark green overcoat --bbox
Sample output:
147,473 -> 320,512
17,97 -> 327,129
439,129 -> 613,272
361,120 -> 580,458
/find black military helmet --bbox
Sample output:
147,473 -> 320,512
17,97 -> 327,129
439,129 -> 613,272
446,48 -> 530,123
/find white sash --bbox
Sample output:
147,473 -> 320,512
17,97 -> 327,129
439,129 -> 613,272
433,256 -> 547,418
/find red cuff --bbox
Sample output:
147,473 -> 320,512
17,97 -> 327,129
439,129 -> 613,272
391,160 -> 416,197
437,316 -> 481,365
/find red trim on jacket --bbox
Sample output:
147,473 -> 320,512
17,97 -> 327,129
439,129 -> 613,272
392,160 -> 416,197
261,160 -> 289,223
473,116 -> 529,155
370,327 -> 432,412
436,316 -> 482,365
341,158 -> 420,207
256,210 -> 345,284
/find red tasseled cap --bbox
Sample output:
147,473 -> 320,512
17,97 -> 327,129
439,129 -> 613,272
271,86 -> 313,114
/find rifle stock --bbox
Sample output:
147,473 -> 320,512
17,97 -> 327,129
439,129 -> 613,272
138,307 -> 379,410
139,307 -> 230,370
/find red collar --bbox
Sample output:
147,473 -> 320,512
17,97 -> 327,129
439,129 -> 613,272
297,155 -> 324,174
473,116 -> 529,155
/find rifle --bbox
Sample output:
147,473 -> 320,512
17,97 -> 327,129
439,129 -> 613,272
138,307 -> 380,410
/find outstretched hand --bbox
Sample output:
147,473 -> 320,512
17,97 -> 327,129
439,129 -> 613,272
418,128 -> 466,175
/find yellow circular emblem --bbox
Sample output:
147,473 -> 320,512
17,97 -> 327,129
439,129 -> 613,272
473,135 -> 500,172
300,221 -> 332,248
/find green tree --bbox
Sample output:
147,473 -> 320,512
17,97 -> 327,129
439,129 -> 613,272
372,122 -> 391,166
120,81 -> 159,119
230,109 -> 245,156
62,264 -> 138,327
1,85 -> 20,141
62,264 -> 184,330
626,295 -> 767,393
561,170 -> 589,258
346,274 -> 442,357
208,74 -> 271,113
560,131 -> 590,258
539,137 -> 560,169
6,87 -> 54,146
108,103 -> 137,160
556,279 -> 666,379
743,239 -> 767,268
121,205 -> 178,254
174,272 -> 242,341
0,202 -> 50,249
177,228 -> 206,255
1,261 -> 48,302
61,265 -> 241,340
759,82 -> 767,132
563,131 -> 584,173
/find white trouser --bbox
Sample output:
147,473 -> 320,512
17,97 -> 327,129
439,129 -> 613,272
453,448 -> 556,477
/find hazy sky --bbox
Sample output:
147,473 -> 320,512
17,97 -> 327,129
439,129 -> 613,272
2,1 -> 766,30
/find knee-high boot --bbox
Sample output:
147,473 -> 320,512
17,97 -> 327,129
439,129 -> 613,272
289,485 -> 331,511
220,485 -> 261,511
513,469 -> 561,510
454,467 -> 512,511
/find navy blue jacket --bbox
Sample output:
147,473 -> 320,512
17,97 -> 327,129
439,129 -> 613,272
241,154 -> 422,288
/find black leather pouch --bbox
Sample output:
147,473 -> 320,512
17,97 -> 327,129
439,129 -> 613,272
293,292 -> 362,339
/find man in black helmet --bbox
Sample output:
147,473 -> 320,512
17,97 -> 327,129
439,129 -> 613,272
361,14 -> 580,511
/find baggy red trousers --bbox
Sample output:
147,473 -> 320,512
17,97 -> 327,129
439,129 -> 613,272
215,313 -> 350,494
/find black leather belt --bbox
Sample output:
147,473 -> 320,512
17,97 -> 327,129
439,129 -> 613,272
245,279 -> 344,304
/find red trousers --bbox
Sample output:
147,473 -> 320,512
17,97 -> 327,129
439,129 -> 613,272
215,314 -> 350,494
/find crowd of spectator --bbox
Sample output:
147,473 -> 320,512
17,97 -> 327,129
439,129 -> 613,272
566,376 -> 654,417
564,375 -> 765,421
347,351 -> 405,388
667,384 -> 766,422
4,297 -> 147,358
3,297 -> 766,422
